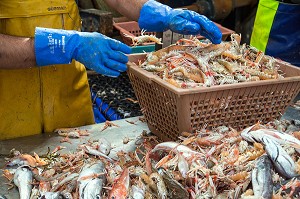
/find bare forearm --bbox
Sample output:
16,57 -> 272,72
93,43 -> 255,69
0,34 -> 36,69
104,0 -> 148,20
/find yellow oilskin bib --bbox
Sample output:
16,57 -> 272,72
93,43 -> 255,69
0,0 -> 95,140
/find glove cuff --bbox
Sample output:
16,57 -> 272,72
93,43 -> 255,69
138,0 -> 172,32
34,27 -> 79,66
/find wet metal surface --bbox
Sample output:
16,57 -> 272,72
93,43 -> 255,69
0,116 -> 148,198
0,93 -> 299,198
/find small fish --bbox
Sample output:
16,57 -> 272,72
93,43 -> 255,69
13,165 -> 33,199
0,195 -> 8,199
83,145 -> 114,162
149,173 -> 167,199
60,179 -> 77,199
6,154 -> 37,167
151,141 -> 202,159
158,168 -> 189,198
262,129 -> 300,151
177,153 -> 189,178
242,128 -> 300,152
39,191 -> 63,199
251,155 -> 273,199
78,162 -> 106,199
29,187 -> 40,199
240,123 -> 262,142
51,173 -> 78,192
82,178 -> 104,199
92,137 -> 111,155
60,191 -> 73,199
262,136 -> 297,179
6,157 -> 28,167
130,185 -> 145,199
241,129 -> 265,143
108,167 -> 130,199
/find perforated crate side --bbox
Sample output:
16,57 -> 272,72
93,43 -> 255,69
128,54 -> 300,141
184,81 -> 300,133
127,71 -> 180,141
114,21 -> 156,46
157,81 -> 300,140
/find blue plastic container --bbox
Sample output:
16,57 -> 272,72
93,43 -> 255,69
130,45 -> 155,54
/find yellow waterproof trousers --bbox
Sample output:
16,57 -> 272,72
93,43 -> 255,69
0,0 -> 94,140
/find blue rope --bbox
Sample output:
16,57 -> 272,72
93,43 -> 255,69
91,91 -> 122,123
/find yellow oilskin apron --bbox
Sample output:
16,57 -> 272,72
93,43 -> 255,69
0,0 -> 95,140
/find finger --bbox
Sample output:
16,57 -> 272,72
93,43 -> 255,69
108,51 -> 129,64
192,14 -> 215,33
93,63 -> 120,77
104,59 -> 127,72
192,14 -> 222,44
200,28 -> 222,44
169,17 -> 200,35
108,39 -> 132,54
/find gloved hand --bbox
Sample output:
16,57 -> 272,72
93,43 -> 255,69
138,0 -> 222,44
34,27 -> 131,77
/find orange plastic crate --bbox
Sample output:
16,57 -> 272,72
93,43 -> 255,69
114,21 -> 234,46
127,53 -> 300,141
113,21 -> 157,46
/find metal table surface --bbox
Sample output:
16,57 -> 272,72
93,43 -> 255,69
0,93 -> 299,198
0,116 -> 149,198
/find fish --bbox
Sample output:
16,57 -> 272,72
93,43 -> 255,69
251,155 -> 273,199
0,195 -> 8,199
158,168 -> 189,199
130,185 -> 145,199
262,136 -> 297,179
91,137 -> 112,155
108,167 -> 130,199
177,153 -> 189,178
51,173 -> 78,192
149,172 -> 167,199
242,127 -> 300,152
6,154 -> 37,167
241,129 -> 265,143
29,187 -> 40,199
6,157 -> 28,167
66,178 -> 77,192
60,179 -> 77,199
83,178 -> 104,199
261,129 -> 300,151
78,161 -> 106,199
150,141 -> 202,159
13,165 -> 33,199
83,145 -> 115,162
39,192 -> 63,199
60,191 -> 73,199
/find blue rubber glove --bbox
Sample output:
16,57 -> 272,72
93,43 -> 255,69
138,0 -> 222,44
35,27 -> 131,77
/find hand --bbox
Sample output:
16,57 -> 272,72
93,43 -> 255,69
138,0 -> 222,44
167,9 -> 222,44
35,28 -> 131,77
74,32 -> 131,77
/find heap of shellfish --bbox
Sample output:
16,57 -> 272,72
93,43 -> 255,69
2,119 -> 300,198
138,34 -> 284,88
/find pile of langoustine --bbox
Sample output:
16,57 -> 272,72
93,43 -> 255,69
137,34 -> 284,88
2,119 -> 300,199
